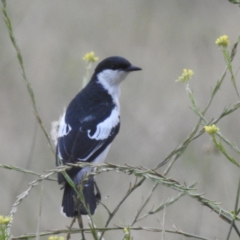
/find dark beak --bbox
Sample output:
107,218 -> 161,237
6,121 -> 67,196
126,65 -> 142,72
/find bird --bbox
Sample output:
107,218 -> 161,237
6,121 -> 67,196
56,56 -> 141,217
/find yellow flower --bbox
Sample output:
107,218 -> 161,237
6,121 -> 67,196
123,227 -> 131,240
48,236 -> 64,240
0,215 -> 11,225
204,124 -> 219,134
48,236 -> 57,240
215,35 -> 229,47
176,69 -> 194,83
82,51 -> 99,63
123,227 -> 129,234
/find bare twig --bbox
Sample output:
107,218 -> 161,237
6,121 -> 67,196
11,225 -> 214,240
100,177 -> 145,239
130,182 -> 158,226
0,163 -> 57,181
52,162 -> 240,224
6,172 -> 55,237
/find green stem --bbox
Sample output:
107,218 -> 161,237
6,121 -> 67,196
211,134 -> 240,168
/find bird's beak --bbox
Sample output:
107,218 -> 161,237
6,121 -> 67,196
126,65 -> 142,72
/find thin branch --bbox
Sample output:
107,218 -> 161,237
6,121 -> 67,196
156,37 -> 240,169
100,177 -> 145,240
49,162 -> 240,224
0,163 -> 57,181
6,172 -> 55,237
11,225 -> 214,240
130,182 -> 158,226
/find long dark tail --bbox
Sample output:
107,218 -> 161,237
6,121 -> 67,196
61,173 -> 101,217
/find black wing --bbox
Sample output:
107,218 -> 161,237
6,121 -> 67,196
57,121 -> 120,164
56,108 -> 120,184
56,99 -> 120,165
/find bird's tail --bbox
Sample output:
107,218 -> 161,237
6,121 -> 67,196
61,169 -> 101,217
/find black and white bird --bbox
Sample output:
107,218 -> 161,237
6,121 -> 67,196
56,56 -> 141,217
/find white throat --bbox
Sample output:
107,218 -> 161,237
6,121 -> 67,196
97,69 -> 129,106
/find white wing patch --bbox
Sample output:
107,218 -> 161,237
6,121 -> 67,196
58,113 -> 72,137
88,107 -> 119,140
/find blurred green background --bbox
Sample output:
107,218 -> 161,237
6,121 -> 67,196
0,1 -> 240,239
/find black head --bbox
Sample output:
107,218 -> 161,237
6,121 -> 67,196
94,56 -> 141,74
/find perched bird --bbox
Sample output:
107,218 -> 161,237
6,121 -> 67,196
56,56 -> 141,217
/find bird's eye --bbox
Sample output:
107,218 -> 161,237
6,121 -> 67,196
110,64 -> 116,70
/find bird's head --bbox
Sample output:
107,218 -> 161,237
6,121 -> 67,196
94,56 -> 141,86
